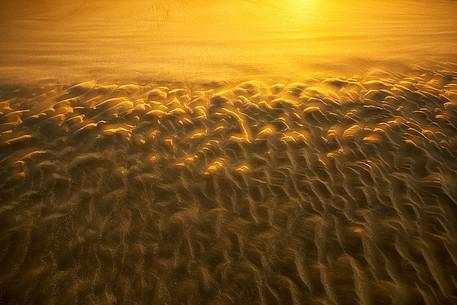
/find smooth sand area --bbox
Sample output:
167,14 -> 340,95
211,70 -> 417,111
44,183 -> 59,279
0,0 -> 457,82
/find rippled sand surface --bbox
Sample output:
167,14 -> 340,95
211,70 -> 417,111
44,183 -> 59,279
2,0 -> 457,304
1,64 -> 457,304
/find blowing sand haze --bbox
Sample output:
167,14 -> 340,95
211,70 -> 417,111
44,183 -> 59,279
1,1 -> 457,305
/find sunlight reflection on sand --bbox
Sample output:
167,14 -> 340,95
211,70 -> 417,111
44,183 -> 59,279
0,0 -> 457,82
1,1 -> 457,304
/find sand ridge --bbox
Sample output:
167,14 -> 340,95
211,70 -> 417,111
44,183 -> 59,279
1,65 -> 457,304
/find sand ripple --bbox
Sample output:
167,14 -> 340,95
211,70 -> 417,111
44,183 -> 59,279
1,66 -> 457,304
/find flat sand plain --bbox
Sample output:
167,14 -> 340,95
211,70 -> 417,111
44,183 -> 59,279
1,0 -> 457,82
1,63 -> 457,304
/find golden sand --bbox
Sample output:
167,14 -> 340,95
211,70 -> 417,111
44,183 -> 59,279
1,64 -> 457,304
1,0 -> 457,304
1,0 -> 457,82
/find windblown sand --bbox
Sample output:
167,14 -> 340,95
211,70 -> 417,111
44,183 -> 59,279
1,65 -> 457,305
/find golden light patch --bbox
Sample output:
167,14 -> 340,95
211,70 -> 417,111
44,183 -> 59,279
190,130 -> 207,139
229,134 -> 250,144
164,138 -> 174,146
352,227 -> 364,236
206,159 -> 225,174
257,126 -> 275,138
362,134 -> 382,143
235,164 -> 250,173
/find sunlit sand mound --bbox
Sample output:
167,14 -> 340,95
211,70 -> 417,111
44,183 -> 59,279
1,66 -> 457,305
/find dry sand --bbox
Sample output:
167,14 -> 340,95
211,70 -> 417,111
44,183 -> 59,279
1,63 -> 457,304
1,0 -> 457,82
1,0 -> 457,304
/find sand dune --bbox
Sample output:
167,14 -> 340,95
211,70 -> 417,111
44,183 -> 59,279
1,63 -> 457,304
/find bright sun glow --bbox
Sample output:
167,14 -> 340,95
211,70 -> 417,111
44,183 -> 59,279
0,0 -> 456,81
287,0 -> 319,12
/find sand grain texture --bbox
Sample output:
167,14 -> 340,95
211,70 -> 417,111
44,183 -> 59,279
1,65 -> 457,305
